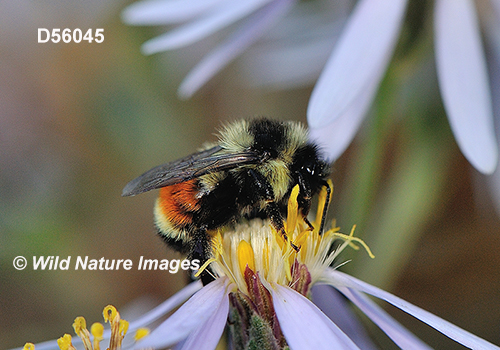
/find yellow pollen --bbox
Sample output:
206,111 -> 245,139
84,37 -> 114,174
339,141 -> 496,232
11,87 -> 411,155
119,319 -> 129,337
204,180 -> 373,291
263,240 -> 270,272
294,227 -> 311,249
286,185 -> 299,233
91,322 -> 104,340
237,240 -> 255,275
73,316 -> 92,350
103,305 -> 118,323
315,179 -> 333,228
134,328 -> 150,341
23,343 -> 35,350
72,317 -> 86,334
57,334 -> 74,350
91,322 -> 104,350
272,226 -> 285,251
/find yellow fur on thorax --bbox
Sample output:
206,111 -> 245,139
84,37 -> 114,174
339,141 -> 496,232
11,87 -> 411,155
218,119 -> 253,152
257,159 -> 290,201
199,119 -> 310,202
283,121 -> 309,161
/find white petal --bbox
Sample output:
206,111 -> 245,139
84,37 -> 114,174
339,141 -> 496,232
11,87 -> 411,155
141,0 -> 271,54
178,291 -> 230,350
270,284 -> 360,350
26,284 -> 202,350
307,0 -> 408,128
128,280 -> 202,330
308,75 -> 378,162
238,1 -> 348,89
239,35 -> 334,89
325,270 -> 500,350
434,0 -> 498,174
337,287 -> 432,350
122,0 -> 224,25
311,284 -> 378,350
486,28 -> 500,214
135,278 -> 230,349
178,0 -> 295,98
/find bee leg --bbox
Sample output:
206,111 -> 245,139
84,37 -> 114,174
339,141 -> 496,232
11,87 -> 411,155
303,217 -> 315,231
295,171 -> 314,230
295,172 -> 332,235
247,169 -> 299,251
190,226 -> 215,285
265,201 -> 300,251
318,180 -> 332,235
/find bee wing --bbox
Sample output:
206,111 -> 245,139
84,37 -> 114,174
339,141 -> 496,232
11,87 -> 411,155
122,145 -> 262,196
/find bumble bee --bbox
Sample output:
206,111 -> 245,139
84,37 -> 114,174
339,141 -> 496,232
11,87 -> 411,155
123,118 -> 330,272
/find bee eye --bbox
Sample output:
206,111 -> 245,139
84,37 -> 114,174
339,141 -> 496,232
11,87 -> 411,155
302,163 -> 316,175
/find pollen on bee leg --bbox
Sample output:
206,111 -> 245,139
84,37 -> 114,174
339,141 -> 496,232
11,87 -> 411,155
237,240 -> 255,275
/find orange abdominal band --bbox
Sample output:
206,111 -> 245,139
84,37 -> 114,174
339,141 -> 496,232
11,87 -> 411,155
157,179 -> 201,227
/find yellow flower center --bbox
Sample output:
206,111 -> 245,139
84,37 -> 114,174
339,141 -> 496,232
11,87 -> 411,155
202,181 -> 374,293
237,240 -> 255,275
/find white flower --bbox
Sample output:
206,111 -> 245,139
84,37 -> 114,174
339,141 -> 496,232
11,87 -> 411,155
23,185 -> 500,350
135,185 -> 500,349
122,0 -> 299,99
308,0 -> 499,175
123,0 -> 500,174
132,268 -> 500,349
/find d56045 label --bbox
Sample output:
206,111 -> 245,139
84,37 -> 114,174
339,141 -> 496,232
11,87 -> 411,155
38,28 -> 104,43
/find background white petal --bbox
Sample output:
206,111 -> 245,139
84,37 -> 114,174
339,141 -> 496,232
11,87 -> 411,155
178,0 -> 295,98
434,0 -> 498,174
271,284 -> 360,350
237,0 -> 349,89
485,6 -> 500,214
309,76 -> 378,161
307,0 -> 408,129
135,278 -> 229,349
338,287 -> 432,350
141,0 -> 271,54
122,0 -> 224,25
326,270 -> 500,350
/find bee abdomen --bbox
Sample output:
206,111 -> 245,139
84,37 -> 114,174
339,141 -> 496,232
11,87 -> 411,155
155,179 -> 201,232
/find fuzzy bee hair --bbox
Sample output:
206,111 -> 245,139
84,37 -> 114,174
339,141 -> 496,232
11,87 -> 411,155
123,118 -> 331,279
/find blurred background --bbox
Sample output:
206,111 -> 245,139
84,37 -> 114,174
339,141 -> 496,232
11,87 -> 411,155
1,0 -> 499,349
